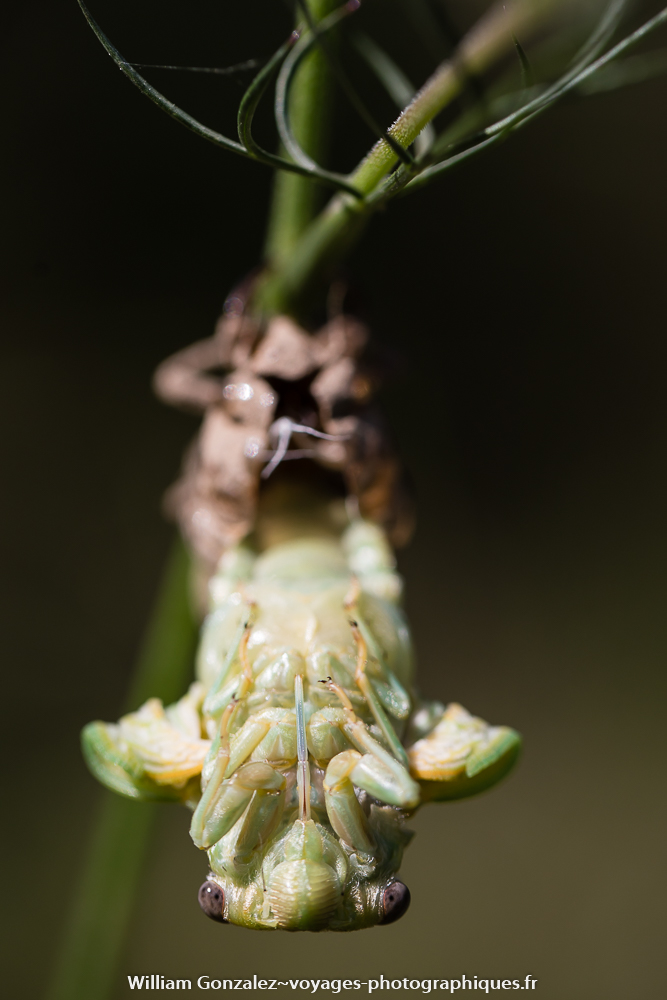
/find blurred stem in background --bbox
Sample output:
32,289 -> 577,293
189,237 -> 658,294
46,541 -> 198,1000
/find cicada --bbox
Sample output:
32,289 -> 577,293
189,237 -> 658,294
82,309 -> 521,931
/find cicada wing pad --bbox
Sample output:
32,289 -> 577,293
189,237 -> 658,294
408,703 -> 521,802
82,685 -> 209,805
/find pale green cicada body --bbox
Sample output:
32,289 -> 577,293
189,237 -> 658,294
83,519 -> 520,931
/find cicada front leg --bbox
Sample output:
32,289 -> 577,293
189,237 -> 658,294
322,750 -> 376,854
407,702 -> 521,802
190,760 -> 286,851
191,696 -> 299,850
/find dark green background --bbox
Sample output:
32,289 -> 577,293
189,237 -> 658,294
2,3 -> 666,998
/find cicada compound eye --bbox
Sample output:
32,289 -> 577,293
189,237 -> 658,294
198,880 -> 227,923
380,881 -> 411,925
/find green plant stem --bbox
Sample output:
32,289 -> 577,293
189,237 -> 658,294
350,0 -> 560,195
46,539 -> 198,1000
257,0 -> 568,313
46,798 -> 157,1000
260,189 -> 369,315
264,0 -> 340,273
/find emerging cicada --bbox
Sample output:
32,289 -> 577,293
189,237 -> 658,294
83,517 -> 520,930
83,305 -> 520,930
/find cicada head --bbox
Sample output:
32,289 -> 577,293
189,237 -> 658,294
267,858 -> 340,930
199,812 -> 413,931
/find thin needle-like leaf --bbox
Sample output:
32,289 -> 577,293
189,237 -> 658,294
128,60 -> 262,76
238,35 -> 299,155
237,31 -> 363,196
577,48 -> 667,93
77,1 -> 247,156
78,2 -> 361,195
405,4 -> 667,194
513,34 -> 534,90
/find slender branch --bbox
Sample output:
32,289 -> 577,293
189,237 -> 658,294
348,0 -> 565,196
352,32 -> 435,158
368,0 -> 632,201
257,0 -> 667,310
257,0 -> 570,311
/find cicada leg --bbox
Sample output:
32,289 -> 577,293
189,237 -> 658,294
407,702 -> 521,801
192,701 -> 289,850
341,519 -> 403,603
190,761 -> 286,851
343,584 -> 413,770
191,700 -> 270,847
201,606 -> 255,721
321,681 -> 421,847
233,770 -> 286,862
323,750 -> 375,854
81,682 -> 209,805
